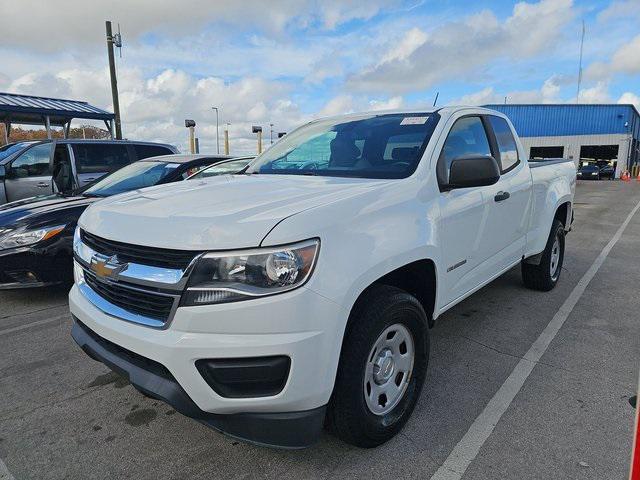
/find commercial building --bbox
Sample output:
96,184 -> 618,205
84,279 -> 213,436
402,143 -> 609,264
485,104 -> 640,178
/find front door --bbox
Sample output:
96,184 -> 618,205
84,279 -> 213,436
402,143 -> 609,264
4,143 -> 53,202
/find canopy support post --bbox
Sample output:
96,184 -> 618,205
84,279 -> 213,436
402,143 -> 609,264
2,121 -> 10,145
44,115 -> 52,139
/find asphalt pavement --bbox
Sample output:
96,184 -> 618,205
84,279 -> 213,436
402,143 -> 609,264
0,180 -> 638,479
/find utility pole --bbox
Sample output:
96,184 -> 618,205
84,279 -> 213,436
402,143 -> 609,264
211,106 -> 220,154
105,21 -> 122,139
576,19 -> 585,103
270,123 -> 274,144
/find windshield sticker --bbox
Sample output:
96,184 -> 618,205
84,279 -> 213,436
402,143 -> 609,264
164,163 -> 180,169
400,116 -> 429,125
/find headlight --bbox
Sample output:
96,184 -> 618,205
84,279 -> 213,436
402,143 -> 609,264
182,239 -> 320,306
0,224 -> 66,250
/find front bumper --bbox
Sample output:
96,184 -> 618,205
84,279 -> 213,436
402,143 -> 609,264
0,247 -> 72,289
69,283 -> 347,448
71,319 -> 326,448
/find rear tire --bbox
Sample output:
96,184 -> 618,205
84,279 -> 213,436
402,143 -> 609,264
522,219 -> 565,291
327,285 -> 429,448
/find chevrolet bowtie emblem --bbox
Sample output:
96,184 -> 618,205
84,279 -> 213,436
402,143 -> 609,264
90,254 -> 126,280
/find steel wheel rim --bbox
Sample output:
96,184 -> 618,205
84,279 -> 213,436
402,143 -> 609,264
364,323 -> 415,416
550,235 -> 561,280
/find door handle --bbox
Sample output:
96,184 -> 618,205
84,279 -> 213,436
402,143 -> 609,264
494,191 -> 510,202
36,182 -> 50,188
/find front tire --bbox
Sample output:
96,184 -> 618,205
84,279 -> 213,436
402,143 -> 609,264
522,219 -> 565,291
327,285 -> 429,448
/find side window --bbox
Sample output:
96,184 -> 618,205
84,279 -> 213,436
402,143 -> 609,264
73,144 -> 132,174
487,116 -> 519,172
437,116 -> 492,185
134,144 -> 173,160
10,143 -> 52,178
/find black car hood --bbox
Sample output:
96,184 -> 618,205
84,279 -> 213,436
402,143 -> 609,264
0,194 -> 97,228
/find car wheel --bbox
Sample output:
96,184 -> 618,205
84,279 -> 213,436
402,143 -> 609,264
522,219 -> 565,291
327,285 -> 429,448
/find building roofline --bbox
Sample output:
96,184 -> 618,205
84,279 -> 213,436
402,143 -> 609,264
484,103 -> 640,118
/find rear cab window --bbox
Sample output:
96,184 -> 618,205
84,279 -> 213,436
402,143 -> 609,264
487,116 -> 520,173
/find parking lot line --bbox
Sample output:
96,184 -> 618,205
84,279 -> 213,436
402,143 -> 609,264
431,197 -> 640,480
0,314 -> 68,337
0,457 -> 15,480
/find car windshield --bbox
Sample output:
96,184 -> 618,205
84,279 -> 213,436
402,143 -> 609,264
0,142 -> 35,162
83,161 -> 181,197
246,113 -> 440,179
189,159 -> 251,179
581,165 -> 599,172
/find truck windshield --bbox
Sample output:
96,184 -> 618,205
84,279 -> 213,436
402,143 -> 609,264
83,161 -> 181,197
246,113 -> 440,179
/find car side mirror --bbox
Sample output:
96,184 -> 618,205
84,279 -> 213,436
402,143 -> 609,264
0,165 -> 5,181
445,155 -> 500,190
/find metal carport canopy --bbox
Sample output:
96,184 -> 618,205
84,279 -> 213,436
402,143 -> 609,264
0,92 -> 115,142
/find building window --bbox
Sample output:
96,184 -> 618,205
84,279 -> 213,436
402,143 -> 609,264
530,146 -> 564,159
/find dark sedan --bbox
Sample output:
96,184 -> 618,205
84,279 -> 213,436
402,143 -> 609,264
577,164 -> 600,180
0,154 -> 241,289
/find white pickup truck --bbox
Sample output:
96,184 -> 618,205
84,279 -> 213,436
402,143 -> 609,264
70,107 -> 576,448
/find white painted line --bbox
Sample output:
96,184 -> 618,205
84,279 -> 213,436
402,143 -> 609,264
0,457 -> 15,480
0,314 -> 69,337
431,198 -> 640,480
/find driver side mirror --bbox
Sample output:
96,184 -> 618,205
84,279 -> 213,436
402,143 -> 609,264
444,155 -> 500,190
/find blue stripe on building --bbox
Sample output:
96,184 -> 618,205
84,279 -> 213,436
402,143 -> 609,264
484,104 -> 640,140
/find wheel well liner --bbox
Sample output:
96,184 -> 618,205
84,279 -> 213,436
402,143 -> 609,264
350,260 -> 436,329
554,201 -> 571,227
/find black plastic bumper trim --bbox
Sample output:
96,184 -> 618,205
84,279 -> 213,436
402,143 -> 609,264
71,319 -> 326,449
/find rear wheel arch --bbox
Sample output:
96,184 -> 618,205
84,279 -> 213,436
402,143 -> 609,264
554,201 -> 571,227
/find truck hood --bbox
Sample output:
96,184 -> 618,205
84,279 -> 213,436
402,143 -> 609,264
79,174 -> 390,250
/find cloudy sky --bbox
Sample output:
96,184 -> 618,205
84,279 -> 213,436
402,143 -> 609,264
0,0 -> 638,153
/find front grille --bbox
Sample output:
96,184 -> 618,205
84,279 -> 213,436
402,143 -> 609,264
84,271 -> 175,322
81,230 -> 200,270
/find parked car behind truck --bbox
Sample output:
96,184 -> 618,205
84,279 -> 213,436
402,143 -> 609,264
0,139 -> 176,204
0,155 -> 251,289
70,107 -> 576,448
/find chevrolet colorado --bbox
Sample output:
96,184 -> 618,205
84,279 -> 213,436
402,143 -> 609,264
69,107 -> 576,448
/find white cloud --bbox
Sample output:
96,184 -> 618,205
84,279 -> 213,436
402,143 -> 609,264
577,81 -> 611,103
449,75 -> 566,105
618,92 -> 640,110
349,0 -> 575,94
0,0 -> 397,53
586,34 -> 640,80
319,95 -> 355,116
597,0 -> 640,22
369,96 -> 404,111
6,67 -> 308,154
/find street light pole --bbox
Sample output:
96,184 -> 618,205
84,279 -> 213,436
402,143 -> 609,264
212,107 -> 220,154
